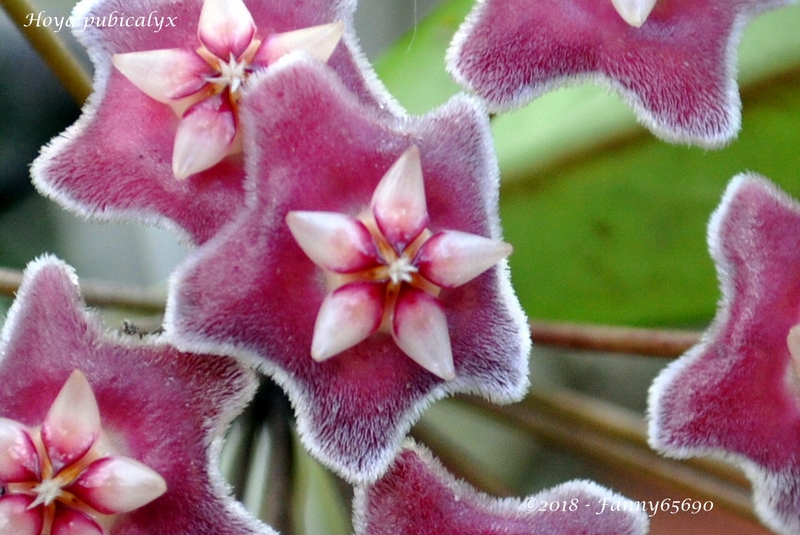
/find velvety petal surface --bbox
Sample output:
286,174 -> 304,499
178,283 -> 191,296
0,256 -> 271,535
447,0 -> 796,147
648,174 -> 800,535
166,56 -> 530,483
353,442 -> 649,535
32,0 -> 402,244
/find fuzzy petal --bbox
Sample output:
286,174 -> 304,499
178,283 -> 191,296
371,146 -> 429,252
447,0 -> 795,147
172,95 -> 238,180
41,370 -> 101,474
0,256 -> 273,535
0,419 -> 39,482
33,0 -> 401,245
198,0 -> 256,59
353,442 -> 649,535
286,211 -> 378,273
166,57 -> 530,484
0,496 -> 42,535
112,48 -> 210,103
393,287 -> 455,381
648,174 -> 800,535
311,282 -> 385,361
416,230 -> 512,288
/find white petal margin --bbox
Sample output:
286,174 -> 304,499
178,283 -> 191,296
41,370 -> 101,473
353,441 -> 650,535
610,0 -> 657,27
647,174 -> 800,535
259,22 -> 345,65
371,145 -> 429,251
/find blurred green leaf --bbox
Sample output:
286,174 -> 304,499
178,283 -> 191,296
374,0 -> 470,114
502,75 -> 800,326
291,432 -> 350,535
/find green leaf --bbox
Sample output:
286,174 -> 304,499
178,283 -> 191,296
502,75 -> 800,326
374,0 -> 470,114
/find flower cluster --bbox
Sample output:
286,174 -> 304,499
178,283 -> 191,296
7,0 -> 799,532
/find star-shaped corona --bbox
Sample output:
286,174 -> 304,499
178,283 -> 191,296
113,0 -> 343,179
286,146 -> 512,381
0,371 -> 166,535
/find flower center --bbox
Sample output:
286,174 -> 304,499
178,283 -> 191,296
206,53 -> 250,95
29,477 -> 65,508
386,255 -> 418,285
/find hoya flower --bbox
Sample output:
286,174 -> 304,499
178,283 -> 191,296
648,174 -> 800,535
353,442 -> 649,535
285,144 -> 513,381
447,0 -> 795,147
166,56 -> 530,483
111,0 -> 344,180
0,371 -> 167,535
33,0 -> 399,244
0,256 -> 271,535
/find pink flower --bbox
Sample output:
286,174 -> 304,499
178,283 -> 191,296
33,0 -> 398,244
0,371 -> 166,535
648,174 -> 800,535
353,442 -> 649,535
165,56 -> 530,483
285,145 -> 513,381
111,0 -> 344,180
447,0 -> 795,147
0,256 -> 271,535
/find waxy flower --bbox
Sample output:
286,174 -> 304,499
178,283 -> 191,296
166,56 -> 530,483
649,174 -> 800,535
447,0 -> 796,147
0,256 -> 272,535
112,0 -> 344,180
33,0 -> 399,244
286,145 -> 513,381
353,442 -> 649,535
0,371 -> 166,535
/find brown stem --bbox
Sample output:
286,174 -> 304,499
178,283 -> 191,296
462,394 -> 758,523
1,0 -> 92,104
0,267 -> 165,313
411,418 -> 515,497
524,387 -> 749,489
530,321 -> 701,357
